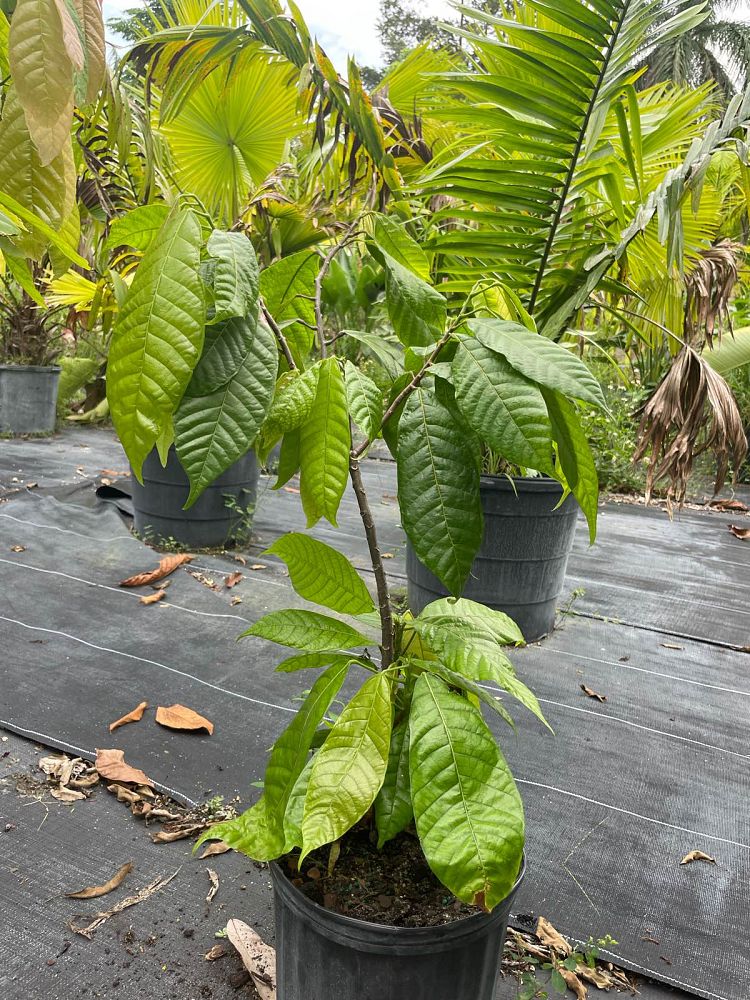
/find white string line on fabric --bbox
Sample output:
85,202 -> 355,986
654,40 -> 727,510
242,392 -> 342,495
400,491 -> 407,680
566,571 -> 750,615
0,511 -> 132,543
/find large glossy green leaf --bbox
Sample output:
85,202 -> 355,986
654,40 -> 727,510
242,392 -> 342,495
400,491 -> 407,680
105,204 -> 170,255
413,658 -> 515,729
265,533 -> 375,615
418,597 -> 524,646
74,0 -> 106,104
374,716 -> 413,848
543,388 -> 598,544
260,250 -> 318,364
381,250 -> 446,348
344,360 -> 383,442
257,365 -> 320,461
175,314 -> 277,506
371,214 -> 431,280
473,319 -> 605,408
299,357 -> 350,528
397,386 -> 482,595
107,207 -> 205,479
282,756 -> 314,852
207,229 -> 259,324
409,674 -> 524,910
301,671 -> 392,860
241,609 -> 369,652
453,337 -> 554,473
273,428 -> 300,489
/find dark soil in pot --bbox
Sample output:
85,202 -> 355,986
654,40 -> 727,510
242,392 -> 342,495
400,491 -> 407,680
0,364 -> 60,436
408,475 -> 580,643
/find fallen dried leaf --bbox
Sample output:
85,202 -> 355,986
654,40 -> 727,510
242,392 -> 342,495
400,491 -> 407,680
101,469 -> 128,477
226,919 -> 277,1000
106,784 -> 141,805
536,917 -> 571,956
200,841 -> 231,859
250,564 -> 266,571
109,702 -> 148,733
560,968 -> 587,999
224,572 -> 243,589
660,643 -> 683,650
231,596 -> 243,606
120,554 -> 193,588
39,755 -> 70,779
680,850 -> 716,866
51,786 -> 86,803
710,498 -> 748,512
69,871 -> 178,939
10,545 -> 25,553
188,570 -> 219,590
234,555 -> 247,566
728,523 -> 750,540
577,964 -> 614,988
156,704 -> 214,735
65,862 -> 133,900
382,552 -> 394,559
152,825 -> 204,844
205,944 -> 226,961
580,684 -> 607,703
206,868 -> 219,906
140,590 -> 166,605
95,749 -> 154,788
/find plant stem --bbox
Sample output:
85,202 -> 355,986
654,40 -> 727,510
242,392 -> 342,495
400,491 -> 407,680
349,452 -> 395,669
261,301 -> 297,371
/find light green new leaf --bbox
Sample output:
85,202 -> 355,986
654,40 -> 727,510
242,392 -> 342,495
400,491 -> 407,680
453,337 -> 554,473
175,314 -> 278,506
397,386 -> 482,595
195,797 -> 279,860
207,229 -> 259,324
273,428 -> 300,489
381,250 -> 446,348
105,204 -> 170,254
299,357 -> 350,528
266,533 -> 374,615
419,597 -> 524,646
374,716 -> 413,848
4,253 -> 45,306
473,319 -> 606,409
107,207 -> 205,479
409,674 -> 524,910
301,671 -> 392,860
371,214 -> 431,280
344,360 -> 383,442
543,388 -> 598,544
241,609 -> 369,652
283,756 -> 314,852
260,250 -> 318,364
413,658 -> 516,730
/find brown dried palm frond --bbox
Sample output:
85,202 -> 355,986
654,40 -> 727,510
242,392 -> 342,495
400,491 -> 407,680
684,238 -> 744,348
634,346 -> 748,505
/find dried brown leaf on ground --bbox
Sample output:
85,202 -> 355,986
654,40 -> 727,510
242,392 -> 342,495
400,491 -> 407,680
65,862 -> 133,899
106,783 -> 141,805
560,968 -> 587,999
152,824 -> 205,843
120,554 -> 193,588
224,572 -> 243,589
710,498 -> 748,513
188,570 -> 220,590
205,944 -> 226,961
51,786 -> 86,803
681,850 -> 716,865
140,590 -> 166,605
155,704 -> 214,735
206,868 -> 219,906
95,748 -> 154,788
728,523 -> 750,540
69,870 -> 179,939
576,964 -> 614,988
536,917 -> 571,956
580,685 -> 606,703
101,469 -> 128,477
250,564 -> 266,571
660,643 -> 684,650
10,545 -> 26,552
231,596 -> 243,606
109,702 -> 148,732
200,841 -> 231,859
226,919 -> 277,1000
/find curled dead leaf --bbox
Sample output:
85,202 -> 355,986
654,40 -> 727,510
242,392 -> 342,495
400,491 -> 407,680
120,553 -> 193,588
224,572 -> 243,589
206,868 -> 219,906
577,964 -> 614,987
226,919 -> 277,1000
51,786 -> 86,803
95,748 -> 154,788
560,968 -> 587,999
109,701 -> 148,732
65,862 -> 133,899
106,783 -> 141,805
152,825 -> 204,843
250,564 -> 266,571
200,841 -> 231,859
580,684 -> 606,703
10,545 -> 26,553
728,523 -> 750,540
205,944 -> 227,961
660,643 -> 683,650
536,917 -> 571,956
710,498 -> 748,512
140,590 -> 166,605
155,704 -> 214,736
680,850 -> 716,865
231,596 -> 243,606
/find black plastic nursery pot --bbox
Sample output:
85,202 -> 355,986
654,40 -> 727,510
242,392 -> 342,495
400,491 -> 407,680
0,364 -> 60,435
130,445 -> 259,549
408,475 -> 580,643
271,858 -> 525,1000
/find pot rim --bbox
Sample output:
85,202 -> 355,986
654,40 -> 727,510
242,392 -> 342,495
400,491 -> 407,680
270,852 -> 526,944
0,363 -> 62,373
479,473 -> 564,494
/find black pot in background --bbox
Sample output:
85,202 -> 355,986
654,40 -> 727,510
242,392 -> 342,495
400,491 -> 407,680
131,446 -> 258,549
271,858 -> 524,1000
407,476 -> 580,643
0,364 -> 60,435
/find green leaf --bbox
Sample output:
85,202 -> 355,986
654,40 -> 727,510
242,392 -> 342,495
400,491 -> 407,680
257,365 -> 320,460
260,250 -> 318,364
275,651 -> 357,673
4,253 -> 45,306
371,214 -> 430,281
301,671 -> 392,860
283,756 -> 314,852
344,360 -> 383,442
241,609 -> 369,652
543,388 -> 598,544
705,326 -> 750,375
56,356 -> 98,414
397,386 -> 482,595
207,229 -> 259,324
107,206 -> 205,479
340,329 -> 403,381
418,597 -> 524,646
175,313 -> 278,506
374,716 -> 413,847
473,319 -> 605,409
273,428 -> 300,489
105,204 -> 170,254
412,658 -> 516,730
265,533 -> 375,615
453,337 -> 554,473
299,357 -> 350,528
409,674 -> 524,910
381,250 -> 446,348
195,797 -> 279,860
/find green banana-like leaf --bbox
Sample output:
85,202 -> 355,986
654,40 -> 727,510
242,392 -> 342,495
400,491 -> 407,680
275,651 -> 358,673
175,314 -> 277,506
472,319 -> 605,409
409,674 -> 525,910
452,337 -> 554,473
260,250 -> 318,364
418,597 -> 524,646
257,365 -> 320,461
374,716 -> 413,848
705,327 -> 750,375
299,357 -> 350,528
381,250 -> 446,348
105,204 -> 170,254
543,388 -> 598,544
266,533 -> 375,615
107,207 -> 205,479
344,360 -> 384,442
301,671 -> 392,860
241,609 -> 369,652
397,385 -> 482,595
207,229 -> 260,324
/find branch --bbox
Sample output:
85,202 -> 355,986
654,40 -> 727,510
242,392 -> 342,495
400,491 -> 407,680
261,300 -> 297,371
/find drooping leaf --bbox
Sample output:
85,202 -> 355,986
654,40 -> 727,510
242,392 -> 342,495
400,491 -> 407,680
105,204 -> 170,254
344,360 -> 383,442
374,716 -> 413,848
409,674 -> 524,910
412,657 -> 516,729
543,388 -> 598,544
260,250 -> 318,364
74,0 -> 106,103
257,365 -> 320,460
107,207 -> 205,479
265,533 -> 374,615
299,357 -> 350,528
240,609 -> 369,652
282,756 -> 314,852
275,651 -> 356,673
340,329 -> 403,381
418,597 -> 524,646
301,671 -> 392,860
397,385 -> 482,595
207,229 -> 260,324
196,797 -> 279,860
381,249 -> 446,348
453,337 -> 554,473
273,428 -> 300,489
